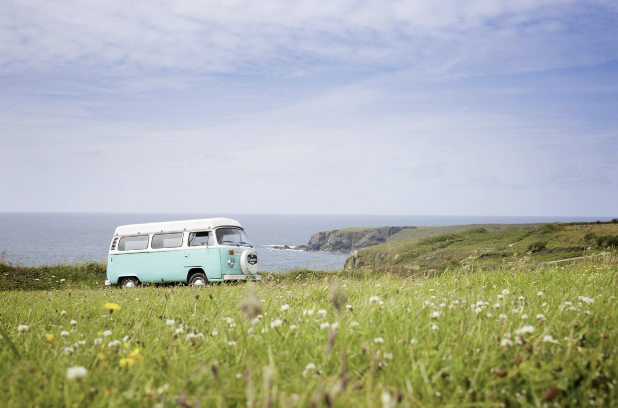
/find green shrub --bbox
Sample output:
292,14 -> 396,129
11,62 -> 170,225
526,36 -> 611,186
596,235 -> 618,248
584,232 -> 598,242
527,241 -> 548,252
538,224 -> 563,234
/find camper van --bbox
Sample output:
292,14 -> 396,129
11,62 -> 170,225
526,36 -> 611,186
105,218 -> 260,287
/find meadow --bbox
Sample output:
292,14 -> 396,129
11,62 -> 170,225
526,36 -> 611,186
1,257 -> 617,407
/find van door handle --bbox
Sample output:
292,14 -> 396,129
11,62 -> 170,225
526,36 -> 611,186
185,254 -> 189,258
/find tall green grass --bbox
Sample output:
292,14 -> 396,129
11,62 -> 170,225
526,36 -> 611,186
1,258 -> 617,407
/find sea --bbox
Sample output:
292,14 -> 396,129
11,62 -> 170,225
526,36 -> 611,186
0,213 -> 613,271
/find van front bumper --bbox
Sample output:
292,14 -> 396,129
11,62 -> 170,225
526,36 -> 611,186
223,274 -> 262,281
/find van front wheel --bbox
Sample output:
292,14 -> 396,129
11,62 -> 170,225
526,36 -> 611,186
120,277 -> 139,288
188,272 -> 207,286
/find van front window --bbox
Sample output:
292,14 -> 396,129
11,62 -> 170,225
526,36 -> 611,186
215,228 -> 251,247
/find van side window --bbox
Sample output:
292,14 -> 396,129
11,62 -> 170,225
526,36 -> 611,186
118,236 -> 149,251
152,233 -> 183,249
188,231 -> 212,246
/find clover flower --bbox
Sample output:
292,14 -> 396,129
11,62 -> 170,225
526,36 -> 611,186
542,335 -> 558,344
103,330 -> 112,337
290,325 -> 297,330
515,325 -> 535,335
174,328 -> 184,335
316,310 -> 327,318
431,324 -> 439,332
579,296 -> 594,305
70,320 -> 77,326
211,330 -> 218,337
320,322 -> 330,330
166,319 -> 175,326
64,347 -> 74,355
536,314 -> 546,322
346,305 -> 353,311
500,338 -> 513,347
271,319 -> 283,329
493,303 -> 501,309
350,321 -> 360,329
502,289 -> 510,295
66,366 -> 87,380
281,304 -> 290,312
17,325 -> 28,333
108,340 -> 121,348
61,331 -> 69,337
374,337 -> 384,344
302,363 -> 316,377
60,310 -> 67,316
369,296 -> 381,305
431,311 -> 440,320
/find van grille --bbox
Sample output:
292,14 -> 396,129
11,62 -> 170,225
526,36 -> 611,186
110,237 -> 119,251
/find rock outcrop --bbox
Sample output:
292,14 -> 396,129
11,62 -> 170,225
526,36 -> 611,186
299,226 -> 416,252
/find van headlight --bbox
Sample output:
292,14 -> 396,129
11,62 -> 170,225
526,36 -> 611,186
228,259 -> 235,268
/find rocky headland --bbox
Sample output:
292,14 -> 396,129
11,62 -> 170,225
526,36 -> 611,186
272,226 -> 416,252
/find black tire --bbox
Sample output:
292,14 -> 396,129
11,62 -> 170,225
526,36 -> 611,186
188,272 -> 207,286
120,277 -> 139,289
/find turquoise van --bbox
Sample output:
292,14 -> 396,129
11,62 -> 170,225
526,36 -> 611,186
105,218 -> 261,288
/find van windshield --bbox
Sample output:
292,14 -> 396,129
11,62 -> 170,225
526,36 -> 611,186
215,228 -> 251,247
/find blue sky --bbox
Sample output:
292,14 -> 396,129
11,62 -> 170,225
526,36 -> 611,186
1,0 -> 617,216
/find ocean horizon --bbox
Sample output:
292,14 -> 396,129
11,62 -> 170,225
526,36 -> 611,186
0,212 -> 614,271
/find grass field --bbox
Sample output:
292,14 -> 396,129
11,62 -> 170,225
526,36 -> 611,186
1,256 -> 617,407
346,222 -> 618,273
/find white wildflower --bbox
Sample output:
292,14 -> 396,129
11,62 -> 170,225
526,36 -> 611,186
281,304 -> 290,312
542,335 -> 558,344
76,340 -> 86,346
431,311 -> 440,320
166,319 -> 175,326
303,309 -> 314,316
521,314 -> 528,319
536,314 -> 546,322
64,347 -> 74,355
493,303 -> 500,309
515,325 -> 535,335
486,313 -> 492,318
383,353 -> 393,360
346,304 -> 353,311
103,330 -> 112,337
350,321 -> 360,329
474,307 -> 482,314
108,340 -> 121,348
228,341 -> 237,346
290,325 -> 297,330
61,330 -> 69,337
185,333 -> 196,341
70,320 -> 77,326
17,325 -> 28,333
302,363 -> 316,377
497,295 -> 504,300
175,327 -> 184,335
250,318 -> 260,325
60,310 -> 67,316
500,338 -> 513,347
94,337 -> 102,345
66,366 -> 87,380
320,322 -> 330,330
211,330 -> 219,337
369,296 -> 381,305
431,324 -> 439,332
410,339 -> 418,345
316,309 -> 327,318
579,296 -> 594,305
374,337 -> 384,343
537,291 -> 544,297
502,289 -> 510,295
271,319 -> 283,329
123,335 -> 130,343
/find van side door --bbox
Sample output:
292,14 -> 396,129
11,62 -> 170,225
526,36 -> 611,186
185,231 -> 221,281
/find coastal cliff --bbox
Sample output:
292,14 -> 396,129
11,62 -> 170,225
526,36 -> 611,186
298,226 -> 416,252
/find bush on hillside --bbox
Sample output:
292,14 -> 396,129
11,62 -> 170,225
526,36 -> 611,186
596,235 -> 618,248
527,241 -> 548,252
584,232 -> 598,242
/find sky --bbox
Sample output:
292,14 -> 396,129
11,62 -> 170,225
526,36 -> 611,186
1,0 -> 617,216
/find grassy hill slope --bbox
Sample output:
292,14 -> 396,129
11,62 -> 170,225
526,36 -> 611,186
345,222 -> 618,273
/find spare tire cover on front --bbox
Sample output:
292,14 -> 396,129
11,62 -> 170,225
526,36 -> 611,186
240,250 -> 259,275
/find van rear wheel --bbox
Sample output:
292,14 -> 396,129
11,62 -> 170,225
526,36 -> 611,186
188,272 -> 207,286
120,277 -> 139,288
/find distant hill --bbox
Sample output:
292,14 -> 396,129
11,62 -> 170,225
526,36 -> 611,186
344,221 -> 618,273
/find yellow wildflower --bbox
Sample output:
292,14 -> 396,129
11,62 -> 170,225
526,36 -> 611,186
44,333 -> 54,345
104,303 -> 121,311
119,348 -> 143,368
97,353 -> 106,361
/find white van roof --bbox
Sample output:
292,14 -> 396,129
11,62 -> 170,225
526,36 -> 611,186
114,218 -> 242,236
